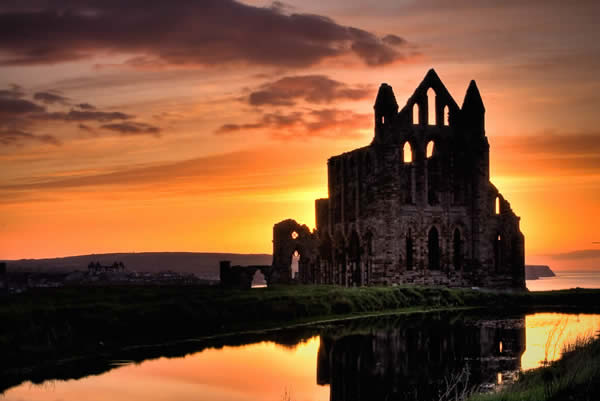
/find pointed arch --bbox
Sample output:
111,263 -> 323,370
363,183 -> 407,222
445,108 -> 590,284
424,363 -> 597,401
494,233 -> 502,272
428,226 -> 440,270
403,142 -> 413,163
412,103 -> 419,125
427,88 -> 436,125
443,105 -> 450,126
426,140 -> 435,159
495,196 -> 501,214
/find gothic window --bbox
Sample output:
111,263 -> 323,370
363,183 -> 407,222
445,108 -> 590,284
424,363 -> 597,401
413,103 -> 419,125
495,197 -> 500,214
403,142 -> 413,163
444,105 -> 450,126
494,234 -> 502,272
428,226 -> 440,270
427,88 -> 436,125
426,140 -> 435,159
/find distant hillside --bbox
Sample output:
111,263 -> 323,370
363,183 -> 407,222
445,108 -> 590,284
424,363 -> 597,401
2,252 -> 272,280
525,265 -> 556,280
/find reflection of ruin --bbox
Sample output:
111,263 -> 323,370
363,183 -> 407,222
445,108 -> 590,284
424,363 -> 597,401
271,70 -> 525,289
317,314 -> 526,401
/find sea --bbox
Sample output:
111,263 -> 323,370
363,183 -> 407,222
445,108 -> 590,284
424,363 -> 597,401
526,270 -> 600,291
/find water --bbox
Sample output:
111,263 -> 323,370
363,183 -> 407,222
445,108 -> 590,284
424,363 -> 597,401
526,270 -> 600,291
2,312 -> 599,401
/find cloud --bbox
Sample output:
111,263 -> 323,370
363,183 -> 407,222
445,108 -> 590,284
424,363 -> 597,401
216,108 -> 371,139
382,34 -> 407,46
42,110 -> 133,122
248,75 -> 373,106
0,97 -> 45,115
0,0 -> 414,68
0,129 -> 61,146
101,122 -> 161,136
0,84 -> 158,146
551,249 -> 600,260
78,123 -> 94,133
33,91 -> 70,105
0,84 -> 24,99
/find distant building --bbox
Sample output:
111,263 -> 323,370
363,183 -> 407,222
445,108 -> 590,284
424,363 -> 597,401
88,261 -> 125,273
270,70 -> 525,289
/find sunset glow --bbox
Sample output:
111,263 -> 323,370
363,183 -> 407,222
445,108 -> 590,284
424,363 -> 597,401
1,1 -> 599,269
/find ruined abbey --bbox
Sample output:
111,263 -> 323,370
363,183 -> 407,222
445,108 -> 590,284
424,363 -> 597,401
270,69 -> 525,289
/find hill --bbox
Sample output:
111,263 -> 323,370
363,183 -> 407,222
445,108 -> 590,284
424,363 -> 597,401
2,252 -> 272,280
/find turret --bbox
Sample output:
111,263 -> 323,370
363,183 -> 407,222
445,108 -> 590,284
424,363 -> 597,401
373,83 -> 398,143
461,80 -> 485,135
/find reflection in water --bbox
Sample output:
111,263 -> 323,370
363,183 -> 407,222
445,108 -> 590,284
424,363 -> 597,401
521,313 -> 600,370
2,312 -> 599,401
317,314 -> 525,401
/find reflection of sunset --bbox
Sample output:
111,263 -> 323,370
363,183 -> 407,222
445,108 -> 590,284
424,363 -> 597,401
521,313 -> 600,371
3,337 -> 329,401
4,313 -> 600,400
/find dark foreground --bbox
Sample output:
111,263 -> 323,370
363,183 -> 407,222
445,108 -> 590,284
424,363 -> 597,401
471,335 -> 600,401
1,285 -> 600,395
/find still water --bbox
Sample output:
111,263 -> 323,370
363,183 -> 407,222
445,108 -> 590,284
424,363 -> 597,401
3,312 -> 599,401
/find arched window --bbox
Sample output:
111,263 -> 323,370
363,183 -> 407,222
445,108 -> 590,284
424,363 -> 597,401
412,103 -> 419,125
427,88 -> 436,125
495,197 -> 500,214
426,140 -> 435,159
494,234 -> 502,272
406,231 -> 413,271
291,250 -> 300,279
428,227 -> 440,270
444,105 -> 450,126
403,142 -> 413,163
453,229 -> 463,270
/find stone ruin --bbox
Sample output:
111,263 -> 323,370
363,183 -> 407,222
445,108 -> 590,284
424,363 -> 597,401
269,69 -> 526,290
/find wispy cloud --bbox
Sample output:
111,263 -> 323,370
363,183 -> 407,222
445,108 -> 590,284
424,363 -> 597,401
247,75 -> 373,106
101,122 -> 161,136
216,108 -> 371,140
0,85 -> 160,146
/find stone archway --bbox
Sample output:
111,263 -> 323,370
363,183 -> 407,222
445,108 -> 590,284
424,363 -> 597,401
272,219 -> 319,284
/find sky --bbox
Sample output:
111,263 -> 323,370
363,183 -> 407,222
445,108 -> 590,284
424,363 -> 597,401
1,0 -> 599,269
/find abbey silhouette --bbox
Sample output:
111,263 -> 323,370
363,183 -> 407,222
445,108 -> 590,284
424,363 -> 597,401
270,69 -> 525,289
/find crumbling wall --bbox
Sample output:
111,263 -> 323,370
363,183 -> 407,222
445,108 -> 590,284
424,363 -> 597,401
271,219 -> 319,284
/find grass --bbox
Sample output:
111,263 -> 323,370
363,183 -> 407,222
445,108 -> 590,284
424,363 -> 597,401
0,285 -> 599,374
468,334 -> 600,401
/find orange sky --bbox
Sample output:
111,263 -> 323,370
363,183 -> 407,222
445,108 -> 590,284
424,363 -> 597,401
1,1 -> 599,269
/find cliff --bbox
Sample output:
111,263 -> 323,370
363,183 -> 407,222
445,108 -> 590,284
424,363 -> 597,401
525,265 -> 556,280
